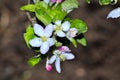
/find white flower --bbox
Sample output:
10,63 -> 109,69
48,46 -> 75,73
54,20 -> 70,37
29,23 -> 55,54
107,7 -> 120,19
67,28 -> 78,38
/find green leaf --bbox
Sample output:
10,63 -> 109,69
28,55 -> 41,67
20,4 -> 35,12
50,10 -> 67,22
71,19 -> 88,34
86,0 -> 91,4
35,1 -> 48,10
48,4 -> 67,22
77,37 -> 87,46
99,0 -> 118,5
24,25 -> 35,48
62,0 -> 79,12
69,38 -> 77,48
35,9 -> 52,25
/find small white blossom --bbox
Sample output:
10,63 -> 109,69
48,46 -> 75,73
54,20 -> 70,37
107,7 -> 120,19
29,23 -> 55,54
67,28 -> 78,38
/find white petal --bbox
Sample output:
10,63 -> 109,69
49,55 -> 57,64
63,53 -> 75,60
61,21 -> 70,31
107,7 -> 120,19
29,37 -> 42,47
40,42 -> 50,54
33,0 -> 36,3
44,24 -> 53,37
48,38 -> 55,46
55,20 -> 61,25
57,31 -> 66,37
34,24 -> 44,36
55,58 -> 61,73
44,0 -> 50,4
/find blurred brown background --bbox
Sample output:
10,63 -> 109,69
0,0 -> 120,80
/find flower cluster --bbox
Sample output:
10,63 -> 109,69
30,20 -> 78,55
21,0 -> 119,73
21,0 -> 87,73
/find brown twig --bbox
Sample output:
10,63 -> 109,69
26,0 -> 36,25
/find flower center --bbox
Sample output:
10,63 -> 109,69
41,36 -> 48,42
60,54 -> 66,61
55,25 -> 62,31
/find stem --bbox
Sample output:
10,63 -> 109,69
26,0 -> 36,25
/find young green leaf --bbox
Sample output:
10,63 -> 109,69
35,9 -> 52,25
20,4 -> 35,12
24,25 -> 35,48
86,0 -> 91,4
77,37 -> 87,46
69,38 -> 77,48
62,0 -> 79,13
47,4 -> 67,22
99,0 -> 118,5
35,1 -> 48,10
71,19 -> 88,34
28,55 -> 41,67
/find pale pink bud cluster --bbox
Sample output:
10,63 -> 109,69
50,0 -> 63,3
67,28 -> 78,38
59,46 -> 71,52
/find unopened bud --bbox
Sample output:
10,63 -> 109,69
46,65 -> 52,71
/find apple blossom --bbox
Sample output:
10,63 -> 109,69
29,23 -> 55,54
48,46 -> 75,73
54,20 -> 70,37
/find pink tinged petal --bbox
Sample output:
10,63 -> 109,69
49,55 -> 57,64
48,38 -> 55,47
57,31 -> 66,37
44,24 -> 53,37
59,46 -> 71,52
57,0 -> 62,3
40,42 -> 50,54
63,53 -> 75,60
34,24 -> 44,36
55,57 -> 61,73
55,20 -> 61,25
29,37 -> 42,47
50,0 -> 56,3
68,28 -> 78,38
61,21 -> 70,31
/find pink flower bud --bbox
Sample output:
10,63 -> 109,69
57,0 -> 63,3
59,46 -> 71,52
46,65 -> 52,71
50,0 -> 56,3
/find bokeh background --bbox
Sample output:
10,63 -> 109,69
0,0 -> 120,80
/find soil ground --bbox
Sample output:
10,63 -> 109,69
0,0 -> 120,80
